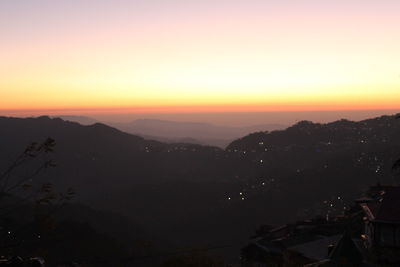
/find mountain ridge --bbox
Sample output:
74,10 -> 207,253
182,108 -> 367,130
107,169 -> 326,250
1,114 -> 400,260
51,115 -> 287,148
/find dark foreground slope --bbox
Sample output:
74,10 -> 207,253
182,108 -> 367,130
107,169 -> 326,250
1,114 -> 400,264
0,116 -> 241,259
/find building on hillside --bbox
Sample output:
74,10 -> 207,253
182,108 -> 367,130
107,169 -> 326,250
240,217 -> 351,267
304,231 -> 375,267
358,185 -> 400,249
241,185 -> 400,266
357,185 -> 400,265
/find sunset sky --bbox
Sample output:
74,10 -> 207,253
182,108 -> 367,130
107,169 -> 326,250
1,0 -> 400,116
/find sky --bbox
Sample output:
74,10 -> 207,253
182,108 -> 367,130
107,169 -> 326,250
1,0 -> 400,119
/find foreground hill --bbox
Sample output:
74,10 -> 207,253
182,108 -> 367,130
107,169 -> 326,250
1,198 -> 160,266
0,116 -> 228,187
1,114 -> 400,263
0,116 -> 240,258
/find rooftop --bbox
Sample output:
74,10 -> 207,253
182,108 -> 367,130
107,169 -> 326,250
360,186 -> 400,224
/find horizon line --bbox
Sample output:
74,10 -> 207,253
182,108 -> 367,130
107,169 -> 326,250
1,105 -> 400,116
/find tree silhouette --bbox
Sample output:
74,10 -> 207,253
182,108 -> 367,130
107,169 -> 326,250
0,138 -> 56,197
0,138 -> 74,219
0,138 -> 74,258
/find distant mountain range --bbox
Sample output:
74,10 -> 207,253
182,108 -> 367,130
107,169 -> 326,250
2,114 -> 400,262
52,115 -> 98,125
54,115 -> 287,148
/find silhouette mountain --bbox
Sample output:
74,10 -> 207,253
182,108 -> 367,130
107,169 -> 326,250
51,116 -> 287,148
1,114 -> 400,262
52,115 -> 98,125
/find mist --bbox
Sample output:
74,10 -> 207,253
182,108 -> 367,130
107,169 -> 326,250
76,109 -> 400,126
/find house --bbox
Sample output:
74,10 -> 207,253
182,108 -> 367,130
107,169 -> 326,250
304,231 -> 373,267
358,186 -> 400,249
357,185 -> 400,265
241,218 -> 350,266
283,235 -> 342,266
242,185 -> 400,266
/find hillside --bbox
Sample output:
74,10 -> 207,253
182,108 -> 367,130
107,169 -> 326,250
225,115 -> 400,216
1,114 -> 400,263
0,116 -> 239,256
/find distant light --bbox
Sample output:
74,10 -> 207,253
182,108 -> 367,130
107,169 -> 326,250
260,159 -> 263,163
375,166 -> 381,173
228,197 -> 231,200
239,192 -> 243,195
241,197 -> 245,200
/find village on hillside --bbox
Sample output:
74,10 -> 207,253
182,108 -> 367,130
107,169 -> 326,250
242,184 -> 400,266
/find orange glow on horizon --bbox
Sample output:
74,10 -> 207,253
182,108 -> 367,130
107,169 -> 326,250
2,102 -> 400,117
1,1 -> 400,115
